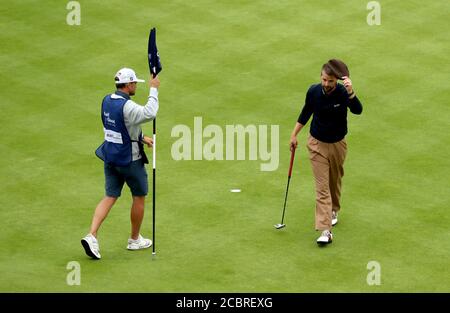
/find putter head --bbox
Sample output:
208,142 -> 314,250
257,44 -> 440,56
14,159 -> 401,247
274,223 -> 286,229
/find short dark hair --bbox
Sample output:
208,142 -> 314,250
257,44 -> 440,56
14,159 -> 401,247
321,59 -> 349,79
321,63 -> 337,78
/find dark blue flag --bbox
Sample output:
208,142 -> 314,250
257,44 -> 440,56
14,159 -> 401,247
148,27 -> 162,77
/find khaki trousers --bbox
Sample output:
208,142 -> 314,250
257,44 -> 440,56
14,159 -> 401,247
307,135 -> 347,231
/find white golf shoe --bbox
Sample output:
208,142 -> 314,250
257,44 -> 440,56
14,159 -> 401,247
81,234 -> 101,259
317,230 -> 333,245
332,211 -> 338,226
127,234 -> 152,250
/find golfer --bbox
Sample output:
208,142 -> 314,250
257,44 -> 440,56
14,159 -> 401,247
289,59 -> 363,245
81,68 -> 160,259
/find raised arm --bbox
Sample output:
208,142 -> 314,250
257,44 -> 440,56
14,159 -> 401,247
123,76 -> 160,125
342,76 -> 362,114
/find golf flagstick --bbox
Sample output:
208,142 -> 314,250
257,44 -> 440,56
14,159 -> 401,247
148,27 -> 162,258
152,112 -> 156,257
274,147 -> 296,229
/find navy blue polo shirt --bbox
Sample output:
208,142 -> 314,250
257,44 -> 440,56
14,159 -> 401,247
298,83 -> 363,143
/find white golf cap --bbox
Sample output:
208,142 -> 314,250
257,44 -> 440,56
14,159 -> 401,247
114,68 -> 145,84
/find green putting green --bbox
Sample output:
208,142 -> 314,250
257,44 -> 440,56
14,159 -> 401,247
1,0 -> 449,292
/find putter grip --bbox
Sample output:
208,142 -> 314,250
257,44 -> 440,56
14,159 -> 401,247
288,149 -> 295,178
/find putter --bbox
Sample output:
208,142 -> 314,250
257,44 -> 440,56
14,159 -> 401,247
274,147 -> 296,229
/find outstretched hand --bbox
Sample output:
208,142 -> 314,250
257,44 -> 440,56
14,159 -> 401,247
149,76 -> 160,88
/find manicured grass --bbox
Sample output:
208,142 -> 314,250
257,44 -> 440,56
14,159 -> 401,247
1,0 -> 449,292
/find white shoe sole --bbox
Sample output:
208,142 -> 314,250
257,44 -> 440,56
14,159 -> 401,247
317,235 -> 333,245
127,240 -> 152,250
81,239 -> 101,259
